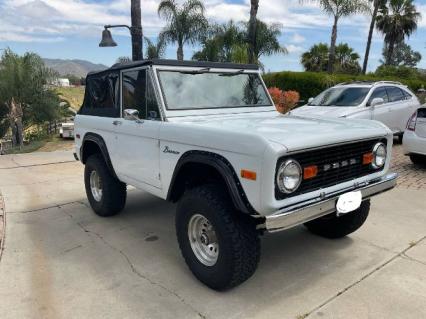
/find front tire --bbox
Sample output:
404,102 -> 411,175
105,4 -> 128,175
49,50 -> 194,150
305,200 -> 370,239
84,154 -> 126,217
176,185 -> 260,290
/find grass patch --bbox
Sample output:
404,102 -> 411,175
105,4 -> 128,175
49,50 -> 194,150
5,139 -> 48,154
55,86 -> 85,111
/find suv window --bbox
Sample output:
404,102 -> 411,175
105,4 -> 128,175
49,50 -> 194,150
79,71 -> 120,117
386,87 -> 405,103
122,69 -> 161,120
368,87 -> 389,105
402,90 -> 413,99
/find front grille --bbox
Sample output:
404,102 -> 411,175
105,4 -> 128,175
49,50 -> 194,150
275,138 -> 387,200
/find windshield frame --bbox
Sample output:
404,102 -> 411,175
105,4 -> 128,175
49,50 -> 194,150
155,66 -> 274,112
308,86 -> 372,107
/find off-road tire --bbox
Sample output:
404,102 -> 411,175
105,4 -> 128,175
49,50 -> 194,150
410,154 -> 426,166
84,154 -> 126,217
176,184 -> 260,290
304,200 -> 370,239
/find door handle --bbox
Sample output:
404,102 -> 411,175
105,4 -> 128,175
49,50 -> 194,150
112,120 -> 122,126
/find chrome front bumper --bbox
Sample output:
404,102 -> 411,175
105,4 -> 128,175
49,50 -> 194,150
264,173 -> 398,233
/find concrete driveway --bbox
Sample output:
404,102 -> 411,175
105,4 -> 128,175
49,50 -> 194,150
0,150 -> 425,319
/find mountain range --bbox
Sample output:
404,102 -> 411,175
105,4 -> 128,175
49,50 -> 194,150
43,58 -> 108,78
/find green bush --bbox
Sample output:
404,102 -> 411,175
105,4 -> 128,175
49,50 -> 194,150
263,71 -> 426,102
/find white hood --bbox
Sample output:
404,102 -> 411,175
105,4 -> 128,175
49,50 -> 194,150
165,111 -> 390,153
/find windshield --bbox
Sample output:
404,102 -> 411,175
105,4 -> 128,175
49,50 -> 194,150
309,87 -> 370,107
157,70 -> 272,110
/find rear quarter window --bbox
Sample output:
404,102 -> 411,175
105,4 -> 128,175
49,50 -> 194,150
79,71 -> 120,117
386,87 -> 405,103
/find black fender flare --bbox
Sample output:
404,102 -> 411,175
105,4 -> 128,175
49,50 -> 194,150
80,132 -> 118,180
167,150 -> 258,215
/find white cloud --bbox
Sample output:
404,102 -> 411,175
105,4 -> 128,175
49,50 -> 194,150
290,33 -> 306,44
286,44 -> 304,53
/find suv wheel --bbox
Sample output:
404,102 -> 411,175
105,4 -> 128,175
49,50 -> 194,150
84,154 -> 126,217
304,200 -> 370,239
176,184 -> 260,290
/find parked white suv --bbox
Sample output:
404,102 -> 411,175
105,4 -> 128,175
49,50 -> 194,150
403,106 -> 426,165
74,60 -> 397,290
292,81 -> 420,142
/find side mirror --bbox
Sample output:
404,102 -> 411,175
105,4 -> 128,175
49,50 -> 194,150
124,109 -> 140,121
370,98 -> 385,107
308,97 -> 314,104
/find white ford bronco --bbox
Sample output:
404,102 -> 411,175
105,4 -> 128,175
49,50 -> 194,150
75,59 -> 397,290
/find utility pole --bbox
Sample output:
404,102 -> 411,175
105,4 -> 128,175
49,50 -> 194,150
130,0 -> 143,61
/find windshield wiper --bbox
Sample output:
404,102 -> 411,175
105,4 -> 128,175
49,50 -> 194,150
219,70 -> 245,77
179,68 -> 210,75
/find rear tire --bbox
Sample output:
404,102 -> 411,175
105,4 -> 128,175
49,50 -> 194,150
176,184 -> 260,290
305,200 -> 370,239
410,154 -> 426,166
84,154 -> 126,217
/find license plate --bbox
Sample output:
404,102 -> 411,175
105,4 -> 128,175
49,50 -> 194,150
336,191 -> 362,216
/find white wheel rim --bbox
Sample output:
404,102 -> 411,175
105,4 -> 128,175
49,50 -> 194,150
187,214 -> 219,267
90,170 -> 103,202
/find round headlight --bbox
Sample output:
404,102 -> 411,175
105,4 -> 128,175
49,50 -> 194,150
372,142 -> 387,169
276,159 -> 302,194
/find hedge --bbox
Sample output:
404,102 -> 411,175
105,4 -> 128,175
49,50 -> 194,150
263,71 -> 426,102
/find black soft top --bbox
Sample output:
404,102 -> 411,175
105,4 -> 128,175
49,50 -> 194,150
87,59 -> 259,77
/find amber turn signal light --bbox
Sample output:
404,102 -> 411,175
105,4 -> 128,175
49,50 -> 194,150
241,170 -> 257,181
363,153 -> 373,165
303,165 -> 318,180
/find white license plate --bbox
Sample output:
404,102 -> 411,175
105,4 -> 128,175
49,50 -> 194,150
336,191 -> 362,216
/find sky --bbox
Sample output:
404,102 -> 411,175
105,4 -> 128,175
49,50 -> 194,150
0,0 -> 425,72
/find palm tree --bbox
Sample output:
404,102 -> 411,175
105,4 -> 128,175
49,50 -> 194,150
376,0 -> 421,65
144,36 -> 167,59
243,20 -> 287,65
301,43 -> 329,72
335,43 -> 361,73
362,0 -> 387,74
248,0 -> 259,64
158,0 -> 208,61
303,0 -> 369,73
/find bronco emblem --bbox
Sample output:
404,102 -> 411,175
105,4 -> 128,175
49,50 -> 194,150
163,146 -> 180,155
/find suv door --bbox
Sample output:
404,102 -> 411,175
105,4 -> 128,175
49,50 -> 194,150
367,86 -> 389,121
114,68 -> 162,189
372,86 -> 406,133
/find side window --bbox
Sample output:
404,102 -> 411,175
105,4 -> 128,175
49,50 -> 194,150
79,71 -> 120,117
386,87 -> 405,103
122,69 -> 161,120
402,89 -> 413,100
368,87 -> 389,105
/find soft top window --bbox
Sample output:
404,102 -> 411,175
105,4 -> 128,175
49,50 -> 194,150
79,71 -> 120,117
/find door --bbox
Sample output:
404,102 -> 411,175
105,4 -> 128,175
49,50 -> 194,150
368,86 -> 388,123
373,86 -> 406,133
114,68 -> 163,189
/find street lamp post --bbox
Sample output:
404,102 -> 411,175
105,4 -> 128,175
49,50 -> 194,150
99,0 -> 143,61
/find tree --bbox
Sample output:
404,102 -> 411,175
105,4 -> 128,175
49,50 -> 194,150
131,0 -> 143,61
247,0 -> 259,64
335,43 -> 361,74
192,21 -> 245,62
158,0 -> 208,60
116,56 -> 131,64
302,0 -> 369,73
144,36 -> 167,59
242,20 -> 287,65
381,41 -> 421,67
0,49 -> 60,146
376,0 -> 421,65
301,43 -> 329,72
362,0 -> 388,74
301,43 -> 361,74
